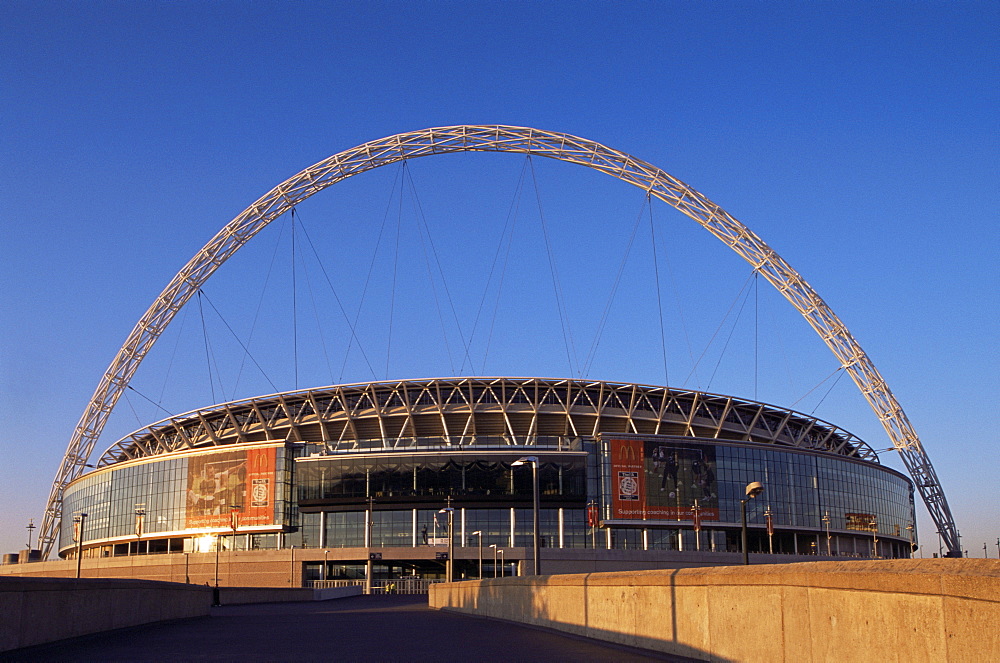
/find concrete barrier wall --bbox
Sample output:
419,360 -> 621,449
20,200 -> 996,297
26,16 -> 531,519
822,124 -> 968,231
0,577 -> 212,652
429,559 -> 1000,662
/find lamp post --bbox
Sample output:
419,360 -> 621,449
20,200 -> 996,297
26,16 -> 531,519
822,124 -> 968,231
438,506 -> 454,582
586,500 -> 598,549
741,482 -> 764,565
134,504 -> 146,556
512,456 -> 541,575
73,513 -> 88,579
26,519 -> 36,554
498,548 -> 505,576
692,500 -> 702,552
822,511 -> 832,556
765,505 -> 774,555
324,550 -> 329,581
365,497 -> 374,595
471,531 -> 482,579
870,517 -> 878,559
214,532 -> 222,589
489,544 -> 498,578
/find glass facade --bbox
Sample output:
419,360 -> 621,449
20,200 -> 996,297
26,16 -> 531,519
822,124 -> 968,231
61,434 -> 914,560
61,445 -> 290,554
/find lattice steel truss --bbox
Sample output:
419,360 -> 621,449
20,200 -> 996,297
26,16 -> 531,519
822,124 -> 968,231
96,377 -> 876,464
39,126 -> 960,556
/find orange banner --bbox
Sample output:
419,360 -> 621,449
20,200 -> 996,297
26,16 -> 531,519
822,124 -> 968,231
243,447 -> 276,526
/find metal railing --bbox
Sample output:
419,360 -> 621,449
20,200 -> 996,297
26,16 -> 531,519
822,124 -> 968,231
308,577 -> 445,594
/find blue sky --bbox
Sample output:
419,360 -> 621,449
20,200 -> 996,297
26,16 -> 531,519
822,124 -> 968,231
1,1 -> 997,558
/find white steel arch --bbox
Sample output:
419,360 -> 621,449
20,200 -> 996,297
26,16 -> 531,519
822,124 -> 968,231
38,125 -> 960,556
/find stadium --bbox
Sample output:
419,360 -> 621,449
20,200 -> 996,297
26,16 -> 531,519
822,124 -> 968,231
49,377 -> 916,585
4,126 -> 957,587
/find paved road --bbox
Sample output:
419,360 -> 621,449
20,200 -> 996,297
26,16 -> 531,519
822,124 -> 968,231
2,595 -> 681,662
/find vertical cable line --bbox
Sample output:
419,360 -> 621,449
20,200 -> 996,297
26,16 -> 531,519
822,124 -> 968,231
811,368 -> 847,415
126,384 -> 173,417
385,174 -> 404,379
683,270 -> 756,388
403,164 -> 458,375
401,163 -> 471,374
121,390 -> 144,427
480,158 -> 530,374
291,209 -> 299,390
158,305 -> 188,406
295,218 -> 379,381
233,221 -> 287,399
655,213 -> 700,389
790,366 -> 843,409
337,166 -> 402,382
196,290 -> 217,404
300,251 -> 335,384
648,196 -> 670,387
198,290 -> 278,393
528,156 -> 578,376
580,195 -> 647,378
754,272 -> 759,401
706,274 -> 755,392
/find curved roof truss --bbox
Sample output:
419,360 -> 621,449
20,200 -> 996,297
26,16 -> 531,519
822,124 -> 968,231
39,126 -> 959,556
96,377 -> 876,464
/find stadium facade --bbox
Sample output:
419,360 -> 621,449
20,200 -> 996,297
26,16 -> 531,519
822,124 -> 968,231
49,377 -> 916,582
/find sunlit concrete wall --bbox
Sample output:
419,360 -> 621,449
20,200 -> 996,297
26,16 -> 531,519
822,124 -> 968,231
0,577 -> 212,652
429,559 -> 1000,662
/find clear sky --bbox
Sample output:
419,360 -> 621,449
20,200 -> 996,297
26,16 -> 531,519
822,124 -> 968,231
1,1 -> 997,558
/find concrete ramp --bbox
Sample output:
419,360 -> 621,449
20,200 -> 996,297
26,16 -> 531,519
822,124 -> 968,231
430,559 -> 1000,661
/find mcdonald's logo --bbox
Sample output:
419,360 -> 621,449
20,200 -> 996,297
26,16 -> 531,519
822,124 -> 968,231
613,440 -> 638,462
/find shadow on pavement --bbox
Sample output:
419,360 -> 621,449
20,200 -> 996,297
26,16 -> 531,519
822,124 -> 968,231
1,594 -> 688,662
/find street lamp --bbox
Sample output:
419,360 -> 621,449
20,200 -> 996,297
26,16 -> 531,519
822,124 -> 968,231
230,505 -> 242,549
73,513 -> 88,579
870,517 -> 878,559
471,531 -> 483,580
512,456 -> 541,575
324,550 -> 329,581
134,504 -> 146,556
26,519 -> 36,554
438,506 -> 454,582
741,482 -> 764,565
365,496 -> 375,595
489,544 -> 498,578
498,548 -> 505,576
822,511 -> 832,556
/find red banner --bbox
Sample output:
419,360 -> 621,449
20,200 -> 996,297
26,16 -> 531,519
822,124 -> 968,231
610,439 -> 646,519
609,438 -> 720,522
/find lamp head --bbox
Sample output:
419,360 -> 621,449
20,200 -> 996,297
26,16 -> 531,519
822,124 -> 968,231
745,481 -> 764,498
512,456 -> 538,466
438,507 -> 454,514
